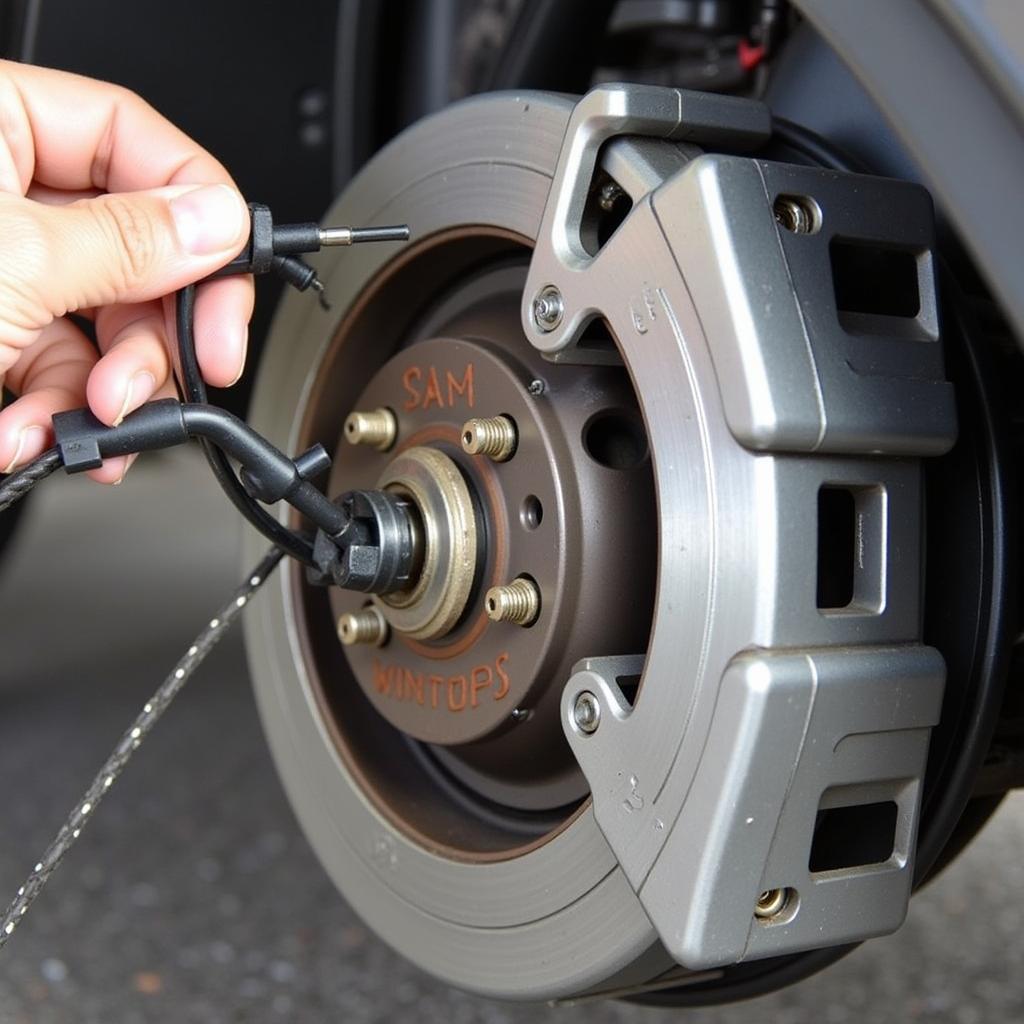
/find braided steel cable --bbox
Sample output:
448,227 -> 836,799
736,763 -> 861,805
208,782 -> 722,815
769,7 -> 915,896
0,449 -> 62,514
0,545 -> 284,949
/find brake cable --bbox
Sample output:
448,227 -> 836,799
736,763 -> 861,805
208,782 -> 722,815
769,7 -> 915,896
0,545 -> 283,945
0,204 -> 411,948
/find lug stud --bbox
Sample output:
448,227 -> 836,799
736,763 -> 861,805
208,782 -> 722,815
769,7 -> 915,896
485,577 -> 540,626
344,408 -> 397,451
337,606 -> 389,647
462,415 -> 517,462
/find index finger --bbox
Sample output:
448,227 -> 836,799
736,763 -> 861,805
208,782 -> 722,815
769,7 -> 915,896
0,60 -> 235,196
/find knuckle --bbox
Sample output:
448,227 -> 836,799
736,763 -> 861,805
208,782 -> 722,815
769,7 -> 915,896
97,196 -> 159,288
119,84 -> 151,114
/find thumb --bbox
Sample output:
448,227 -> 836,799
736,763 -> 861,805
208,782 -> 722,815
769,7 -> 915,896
23,183 -> 249,317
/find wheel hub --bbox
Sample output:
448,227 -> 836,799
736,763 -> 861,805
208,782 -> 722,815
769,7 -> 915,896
327,322 -> 656,777
374,443 -> 478,644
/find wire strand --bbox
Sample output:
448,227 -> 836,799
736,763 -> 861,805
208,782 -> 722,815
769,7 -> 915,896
0,449 -> 62,514
0,545 -> 284,949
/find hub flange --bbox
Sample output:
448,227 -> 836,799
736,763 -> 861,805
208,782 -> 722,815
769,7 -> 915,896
327,331 -> 655,767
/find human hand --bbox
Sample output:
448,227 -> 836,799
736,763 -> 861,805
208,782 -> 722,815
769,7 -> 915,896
0,60 -> 253,483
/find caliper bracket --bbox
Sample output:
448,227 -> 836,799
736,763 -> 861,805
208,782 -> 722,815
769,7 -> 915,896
530,84 -> 958,970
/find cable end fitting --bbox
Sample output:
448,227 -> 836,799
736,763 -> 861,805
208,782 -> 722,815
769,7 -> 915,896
52,399 -> 188,473
309,489 -> 422,595
318,225 -> 410,246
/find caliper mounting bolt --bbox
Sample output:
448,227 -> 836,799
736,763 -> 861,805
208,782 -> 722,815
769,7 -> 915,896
344,408 -> 397,451
597,180 -> 625,212
337,606 -> 389,647
531,284 -> 564,332
754,887 -> 789,919
485,576 -> 540,626
772,195 -> 819,235
461,415 -> 517,462
572,691 -> 601,734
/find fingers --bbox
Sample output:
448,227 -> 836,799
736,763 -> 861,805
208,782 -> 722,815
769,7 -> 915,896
0,316 -> 95,471
193,276 -> 254,388
89,301 -> 169,426
0,310 -> 177,484
0,62 -> 259,488
26,184 -> 257,395
0,60 -> 233,196
26,182 -> 100,206
0,70 -> 34,194
0,185 -> 249,329
85,377 -> 179,485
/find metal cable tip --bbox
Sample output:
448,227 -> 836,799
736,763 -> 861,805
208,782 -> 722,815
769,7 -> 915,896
318,225 -> 411,246
310,276 -> 331,310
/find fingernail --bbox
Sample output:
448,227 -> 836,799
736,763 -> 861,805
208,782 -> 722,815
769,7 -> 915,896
111,454 -> 135,485
113,371 -> 157,426
170,184 -> 247,256
2,425 -> 47,474
225,326 -> 249,388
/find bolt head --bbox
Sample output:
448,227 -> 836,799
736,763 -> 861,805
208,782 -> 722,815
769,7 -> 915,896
527,378 -> 546,396
597,181 -> 624,212
532,285 -> 564,332
754,888 -> 788,919
573,691 -> 601,734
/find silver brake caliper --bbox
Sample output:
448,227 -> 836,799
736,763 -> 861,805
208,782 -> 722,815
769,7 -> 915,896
523,85 -> 957,970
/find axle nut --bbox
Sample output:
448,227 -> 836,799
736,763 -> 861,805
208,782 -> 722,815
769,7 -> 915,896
462,415 -> 517,462
337,606 -> 389,647
344,407 -> 397,451
485,577 -> 540,626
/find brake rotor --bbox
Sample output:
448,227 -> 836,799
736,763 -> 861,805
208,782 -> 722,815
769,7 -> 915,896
244,92 -> 674,999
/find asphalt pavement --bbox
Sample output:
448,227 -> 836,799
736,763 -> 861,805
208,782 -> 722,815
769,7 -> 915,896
0,448 -> 1021,1023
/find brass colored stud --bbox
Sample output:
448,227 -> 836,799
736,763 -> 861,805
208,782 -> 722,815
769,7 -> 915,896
485,577 -> 540,627
337,606 -> 389,647
344,408 -> 397,451
461,415 -> 517,462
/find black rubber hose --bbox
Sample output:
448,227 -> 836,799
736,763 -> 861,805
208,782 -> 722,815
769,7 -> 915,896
771,115 -> 865,173
175,285 -> 314,565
